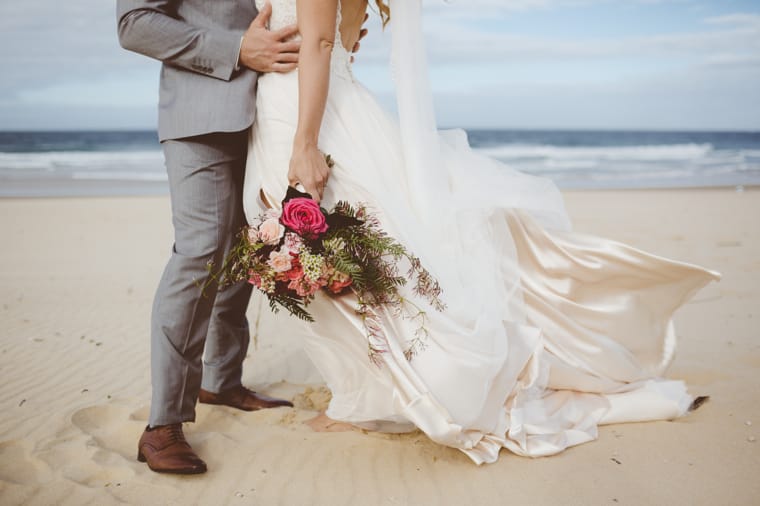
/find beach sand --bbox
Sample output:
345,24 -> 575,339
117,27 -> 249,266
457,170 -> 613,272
0,188 -> 758,505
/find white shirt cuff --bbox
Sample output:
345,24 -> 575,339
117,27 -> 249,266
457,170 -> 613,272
235,35 -> 245,71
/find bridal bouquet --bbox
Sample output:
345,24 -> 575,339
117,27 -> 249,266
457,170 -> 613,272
211,183 -> 444,361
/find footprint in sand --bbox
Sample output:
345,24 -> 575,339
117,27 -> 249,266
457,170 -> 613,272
0,440 -> 53,485
71,403 -> 148,461
128,404 -> 150,423
29,402 -> 184,500
29,402 -> 150,489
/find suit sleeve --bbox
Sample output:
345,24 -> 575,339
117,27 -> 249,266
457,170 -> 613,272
116,0 -> 245,81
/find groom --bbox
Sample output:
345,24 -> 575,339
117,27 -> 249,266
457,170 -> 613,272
116,1 -> 300,475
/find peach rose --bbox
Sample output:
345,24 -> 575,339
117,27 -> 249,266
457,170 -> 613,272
259,217 -> 285,246
267,249 -> 292,273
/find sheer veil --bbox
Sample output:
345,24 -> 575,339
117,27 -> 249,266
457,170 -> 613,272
389,0 -> 449,222
384,0 -> 572,325
387,0 -> 570,229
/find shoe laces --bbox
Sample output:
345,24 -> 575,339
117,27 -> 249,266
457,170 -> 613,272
166,424 -> 187,445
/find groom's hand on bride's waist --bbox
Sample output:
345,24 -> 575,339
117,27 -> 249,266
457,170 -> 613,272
239,2 -> 300,73
350,13 -> 370,64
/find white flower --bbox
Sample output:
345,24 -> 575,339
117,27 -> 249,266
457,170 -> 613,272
284,232 -> 304,252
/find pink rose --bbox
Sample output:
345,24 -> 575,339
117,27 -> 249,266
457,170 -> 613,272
268,249 -> 292,273
259,217 -> 285,245
281,198 -> 329,239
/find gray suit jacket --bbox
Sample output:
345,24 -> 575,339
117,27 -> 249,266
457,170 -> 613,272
117,0 -> 259,141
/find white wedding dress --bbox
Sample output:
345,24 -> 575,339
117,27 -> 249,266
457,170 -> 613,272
243,0 -> 720,464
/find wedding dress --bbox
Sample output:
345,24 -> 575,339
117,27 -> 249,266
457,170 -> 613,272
243,0 -> 720,464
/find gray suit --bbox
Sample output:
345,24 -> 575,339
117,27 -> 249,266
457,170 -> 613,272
117,0 -> 259,426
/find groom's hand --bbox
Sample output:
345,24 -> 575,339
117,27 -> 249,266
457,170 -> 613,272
350,13 -> 369,64
239,2 -> 300,73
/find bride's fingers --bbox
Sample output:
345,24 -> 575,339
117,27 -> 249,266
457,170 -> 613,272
311,175 -> 331,203
304,182 -> 322,203
288,175 -> 323,202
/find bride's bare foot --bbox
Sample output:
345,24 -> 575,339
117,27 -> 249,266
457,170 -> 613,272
305,412 -> 358,432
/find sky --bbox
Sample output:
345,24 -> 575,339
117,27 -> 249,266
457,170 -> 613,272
0,0 -> 758,131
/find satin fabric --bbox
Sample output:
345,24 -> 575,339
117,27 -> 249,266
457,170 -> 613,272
243,0 -> 720,464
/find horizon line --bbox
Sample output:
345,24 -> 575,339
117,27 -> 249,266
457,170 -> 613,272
1,127 -> 758,134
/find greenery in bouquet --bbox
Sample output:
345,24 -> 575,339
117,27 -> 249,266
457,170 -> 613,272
209,184 -> 445,362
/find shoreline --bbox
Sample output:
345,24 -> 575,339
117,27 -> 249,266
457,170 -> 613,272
1,183 -> 758,200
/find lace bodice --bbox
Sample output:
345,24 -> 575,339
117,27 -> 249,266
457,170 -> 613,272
254,0 -> 353,80
255,0 -> 298,31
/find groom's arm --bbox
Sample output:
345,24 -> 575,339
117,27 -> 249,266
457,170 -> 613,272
117,0 -> 300,81
116,0 -> 245,81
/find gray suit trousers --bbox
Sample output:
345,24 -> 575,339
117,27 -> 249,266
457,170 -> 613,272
150,130 -> 253,426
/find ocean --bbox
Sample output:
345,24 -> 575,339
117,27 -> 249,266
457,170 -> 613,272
1,129 -> 759,197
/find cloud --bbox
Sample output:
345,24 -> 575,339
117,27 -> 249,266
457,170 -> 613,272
0,1 -> 154,99
1,0 -> 758,130
415,10 -> 760,65
704,12 -> 760,27
361,3 -> 760,129
428,60 -> 760,130
421,0 -> 693,19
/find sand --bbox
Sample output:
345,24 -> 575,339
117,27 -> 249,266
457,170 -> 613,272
0,188 -> 758,505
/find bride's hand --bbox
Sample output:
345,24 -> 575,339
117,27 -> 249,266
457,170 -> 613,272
288,143 -> 331,203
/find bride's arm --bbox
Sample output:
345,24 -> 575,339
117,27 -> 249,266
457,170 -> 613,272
288,0 -> 340,203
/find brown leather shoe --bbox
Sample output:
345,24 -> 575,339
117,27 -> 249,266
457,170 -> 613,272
137,424 -> 207,474
198,385 -> 293,411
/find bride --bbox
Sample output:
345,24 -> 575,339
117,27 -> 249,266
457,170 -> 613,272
242,0 -> 720,464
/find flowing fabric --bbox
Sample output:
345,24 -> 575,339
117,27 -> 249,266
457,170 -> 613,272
389,0 -> 447,220
243,0 -> 720,464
